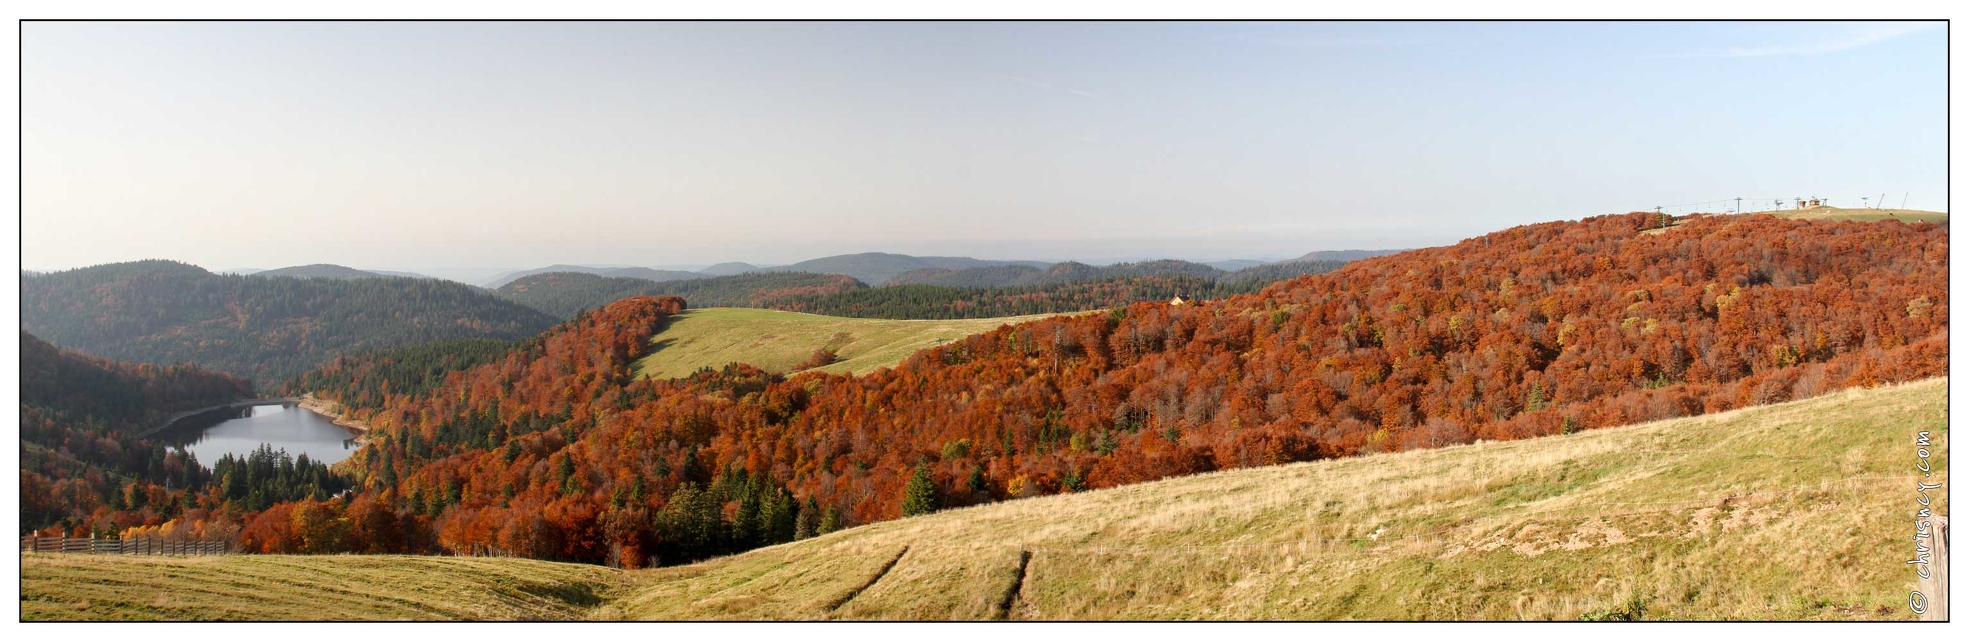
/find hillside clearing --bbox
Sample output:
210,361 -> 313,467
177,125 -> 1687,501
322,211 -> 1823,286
22,378 -> 1947,620
1761,206 -> 1948,224
630,307 -> 1060,379
1641,207 -> 1946,235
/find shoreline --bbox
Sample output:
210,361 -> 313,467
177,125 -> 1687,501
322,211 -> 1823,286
298,394 -> 374,444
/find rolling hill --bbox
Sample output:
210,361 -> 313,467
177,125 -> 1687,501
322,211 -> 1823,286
488,253 -> 1058,291
629,307 -> 1063,380
698,261 -> 765,276
761,252 -> 1051,286
21,260 -> 560,383
485,265 -> 707,289
22,378 -> 1946,620
253,264 -> 436,280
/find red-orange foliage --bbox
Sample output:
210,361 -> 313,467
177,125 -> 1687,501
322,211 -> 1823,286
279,213 -> 1945,565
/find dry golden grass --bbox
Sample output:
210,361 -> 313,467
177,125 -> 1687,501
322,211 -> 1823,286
630,307 -> 1060,379
1759,206 -> 1948,224
23,378 -> 1947,621
19,554 -> 623,621
1640,207 -> 1945,236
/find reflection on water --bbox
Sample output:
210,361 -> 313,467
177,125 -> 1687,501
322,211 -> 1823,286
159,404 -> 360,467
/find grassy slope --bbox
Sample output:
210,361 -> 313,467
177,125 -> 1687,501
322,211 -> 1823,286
22,379 -> 1948,621
631,307 -> 1059,379
1758,206 -> 1947,223
1645,208 -> 1946,236
19,555 -> 622,621
609,378 -> 1948,621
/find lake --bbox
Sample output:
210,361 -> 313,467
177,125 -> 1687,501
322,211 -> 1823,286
159,404 -> 362,467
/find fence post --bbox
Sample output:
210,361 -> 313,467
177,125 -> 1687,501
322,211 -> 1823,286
1918,516 -> 1948,621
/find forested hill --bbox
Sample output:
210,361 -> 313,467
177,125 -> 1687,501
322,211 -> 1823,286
20,332 -> 252,531
263,212 -> 1943,567
485,265 -> 707,289
254,263 -> 427,279
21,260 -> 560,383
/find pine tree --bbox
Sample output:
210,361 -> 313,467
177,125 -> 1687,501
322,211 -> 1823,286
794,497 -> 819,539
901,462 -> 940,517
819,506 -> 843,534
966,464 -> 988,495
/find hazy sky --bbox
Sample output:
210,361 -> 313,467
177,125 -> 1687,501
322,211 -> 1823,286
22,21 -> 1947,275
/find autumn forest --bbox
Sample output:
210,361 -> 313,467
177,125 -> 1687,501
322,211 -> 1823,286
18,213 -> 1948,570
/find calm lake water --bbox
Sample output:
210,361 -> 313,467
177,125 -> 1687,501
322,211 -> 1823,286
160,404 -> 361,467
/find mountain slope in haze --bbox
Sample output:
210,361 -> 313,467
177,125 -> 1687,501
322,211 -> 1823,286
497,271 -> 864,319
485,265 -> 707,289
886,258 -> 1357,289
1205,259 -> 1267,271
1283,248 -> 1407,263
254,264 -> 436,280
20,331 -> 254,531
273,212 -> 1943,570
763,252 -> 1050,286
888,259 -> 1224,288
25,378 -> 1946,620
21,260 -> 561,383
698,262 -> 765,276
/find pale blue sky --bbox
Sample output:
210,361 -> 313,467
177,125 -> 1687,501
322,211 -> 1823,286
22,21 -> 1947,274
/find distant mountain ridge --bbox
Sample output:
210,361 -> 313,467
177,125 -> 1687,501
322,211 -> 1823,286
1283,249 -> 1406,263
496,271 -> 864,319
486,253 -> 1056,290
481,250 -> 1404,293
253,264 -> 437,280
757,252 -> 1051,286
888,258 -> 1314,289
485,264 -> 707,289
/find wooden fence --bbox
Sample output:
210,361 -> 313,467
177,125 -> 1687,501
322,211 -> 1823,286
19,536 -> 234,556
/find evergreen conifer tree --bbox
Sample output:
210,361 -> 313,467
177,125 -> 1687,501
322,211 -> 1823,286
901,462 -> 940,517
